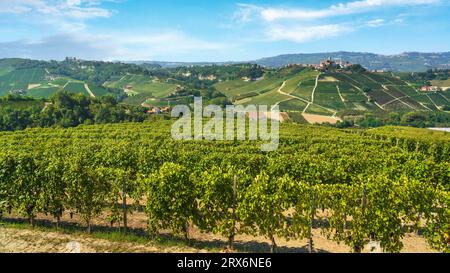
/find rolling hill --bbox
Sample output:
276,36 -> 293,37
214,66 -> 450,122
134,52 -> 450,72
1,58 -> 449,127
253,52 -> 450,72
104,74 -> 179,106
0,59 -> 122,99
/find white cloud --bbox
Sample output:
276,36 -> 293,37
232,4 -> 260,23
231,0 -> 442,44
258,0 -> 441,21
0,0 -> 113,19
0,0 -> 116,33
0,31 -> 231,61
367,18 -> 385,27
267,24 -> 353,43
0,0 -> 234,61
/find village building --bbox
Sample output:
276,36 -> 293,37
147,106 -> 171,115
320,59 -> 337,70
420,86 -> 441,92
313,57 -> 351,72
147,107 -> 162,115
198,74 -> 217,81
161,107 -> 171,113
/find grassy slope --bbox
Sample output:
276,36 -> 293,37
63,82 -> 89,96
0,68 -> 46,96
215,75 -> 284,99
28,87 -> 61,98
107,74 -> 178,105
0,59 -> 24,76
88,84 -> 110,97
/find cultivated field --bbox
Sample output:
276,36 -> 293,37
106,74 -> 178,105
0,121 -> 448,253
213,67 -> 450,124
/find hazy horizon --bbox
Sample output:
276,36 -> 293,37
0,0 -> 449,62
2,50 -> 450,64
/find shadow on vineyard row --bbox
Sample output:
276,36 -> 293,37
0,214 -> 333,253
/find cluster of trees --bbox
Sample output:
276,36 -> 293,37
398,69 -> 450,85
172,64 -> 265,83
0,121 -> 448,253
50,59 -> 151,86
344,64 -> 367,73
168,86 -> 232,107
0,92 -> 147,131
336,111 -> 450,128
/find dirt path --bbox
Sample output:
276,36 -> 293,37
336,85 -> 346,103
338,73 -> 383,110
382,95 -> 411,107
272,81 -> 290,111
277,81 -> 310,105
361,73 -> 379,84
374,102 -> 385,110
42,102 -> 52,112
0,227 -> 202,253
275,80 -> 336,116
438,92 -> 450,103
0,225 -> 437,253
382,85 -> 420,110
426,94 -> 441,110
302,103 -> 311,114
27,84 -> 41,90
405,82 -> 421,95
311,74 -> 320,103
419,102 -> 433,111
84,83 -> 96,98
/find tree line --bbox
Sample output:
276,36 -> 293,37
0,92 -> 148,131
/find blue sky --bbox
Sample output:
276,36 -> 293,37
0,0 -> 449,61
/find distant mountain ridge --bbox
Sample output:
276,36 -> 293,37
253,51 -> 450,72
127,61 -> 235,69
131,51 -> 450,72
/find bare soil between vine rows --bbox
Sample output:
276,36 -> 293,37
0,211 -> 436,253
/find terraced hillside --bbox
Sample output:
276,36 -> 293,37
0,59 -> 119,99
105,74 -> 179,106
214,67 -> 450,122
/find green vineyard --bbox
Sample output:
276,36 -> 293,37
0,120 -> 448,253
